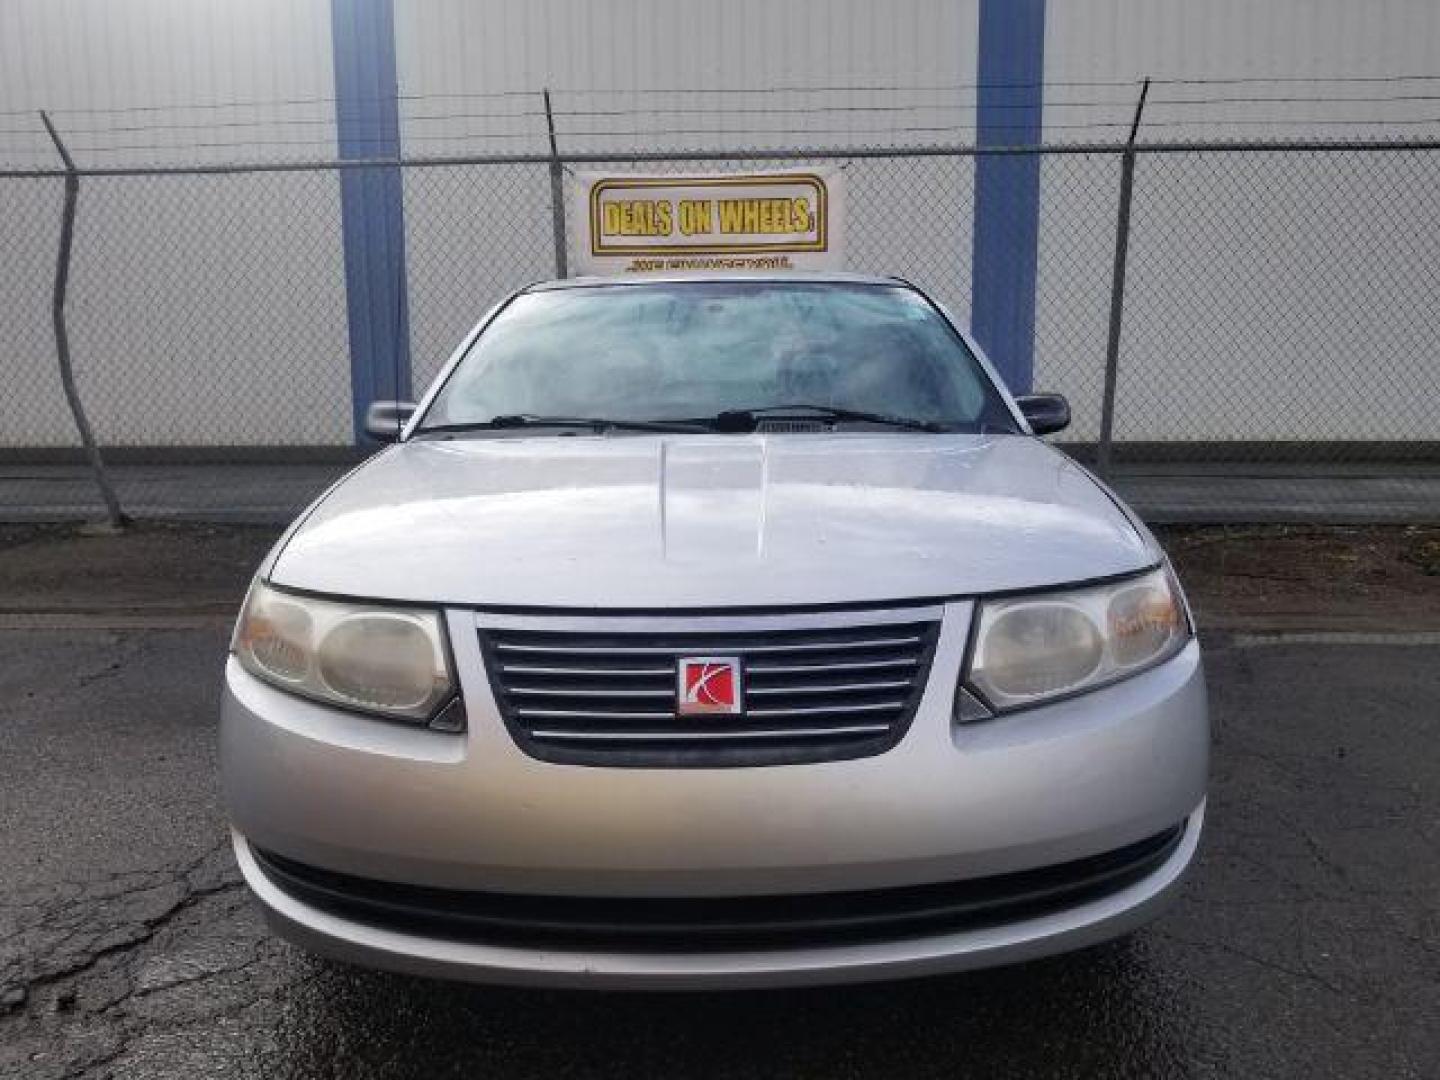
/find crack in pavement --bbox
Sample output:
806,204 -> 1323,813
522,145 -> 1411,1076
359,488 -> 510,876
0,839 -> 241,1013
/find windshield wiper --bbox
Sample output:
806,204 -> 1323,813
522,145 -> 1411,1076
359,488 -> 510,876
415,414 -> 711,435
706,404 -> 949,433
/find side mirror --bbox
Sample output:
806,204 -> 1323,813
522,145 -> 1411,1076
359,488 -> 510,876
364,400 -> 417,443
1015,393 -> 1071,436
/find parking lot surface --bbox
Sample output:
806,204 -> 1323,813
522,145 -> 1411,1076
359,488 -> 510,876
0,525 -> 1436,1078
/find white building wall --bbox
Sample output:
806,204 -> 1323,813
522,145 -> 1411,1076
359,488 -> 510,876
0,0 -> 1436,448
1036,0 -> 1440,440
0,0 -> 351,447
393,0 -> 983,385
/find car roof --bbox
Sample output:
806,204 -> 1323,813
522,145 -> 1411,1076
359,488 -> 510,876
525,271 -> 908,292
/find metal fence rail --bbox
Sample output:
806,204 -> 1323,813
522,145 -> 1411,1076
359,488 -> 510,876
1,137 -> 1437,525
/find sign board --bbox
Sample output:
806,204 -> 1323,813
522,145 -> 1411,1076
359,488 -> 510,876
574,169 -> 845,276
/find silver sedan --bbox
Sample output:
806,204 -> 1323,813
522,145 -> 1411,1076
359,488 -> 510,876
221,274 -> 1207,989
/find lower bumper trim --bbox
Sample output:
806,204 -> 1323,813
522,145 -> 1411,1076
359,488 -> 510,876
252,824 -> 1185,953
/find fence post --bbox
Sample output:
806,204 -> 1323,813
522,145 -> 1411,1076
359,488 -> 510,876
1096,78 -> 1149,480
543,89 -> 568,279
39,111 -> 127,529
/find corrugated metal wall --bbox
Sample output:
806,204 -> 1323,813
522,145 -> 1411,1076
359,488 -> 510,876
1035,0 -> 1440,439
0,0 -> 349,447
2,0 -> 1438,446
394,0 -> 983,384
0,0 -> 338,167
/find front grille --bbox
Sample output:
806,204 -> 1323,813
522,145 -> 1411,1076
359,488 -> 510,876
253,824 -> 1184,953
477,608 -> 942,766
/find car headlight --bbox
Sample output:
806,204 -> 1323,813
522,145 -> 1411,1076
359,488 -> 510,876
232,580 -> 460,725
964,567 -> 1191,714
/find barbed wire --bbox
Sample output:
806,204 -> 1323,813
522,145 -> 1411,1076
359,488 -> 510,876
6,73 -> 1440,120
11,105 -> 1440,144
1141,115 -> 1440,129
0,100 -> 1124,139
1150,73 -> 1440,85
1151,91 -> 1440,105
13,88 -> 1440,139
6,76 -> 1440,162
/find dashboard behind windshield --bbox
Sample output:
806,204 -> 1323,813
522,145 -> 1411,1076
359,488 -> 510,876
421,281 -> 1018,432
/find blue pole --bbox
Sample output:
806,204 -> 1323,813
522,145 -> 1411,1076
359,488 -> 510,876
970,0 -> 1045,394
331,0 -> 411,443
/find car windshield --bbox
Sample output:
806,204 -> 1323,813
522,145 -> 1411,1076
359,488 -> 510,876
419,281 -> 1018,432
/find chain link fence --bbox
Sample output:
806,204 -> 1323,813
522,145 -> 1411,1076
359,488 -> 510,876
1,140 -> 1437,524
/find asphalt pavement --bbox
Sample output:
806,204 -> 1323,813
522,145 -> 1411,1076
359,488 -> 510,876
1,614 -> 1436,1078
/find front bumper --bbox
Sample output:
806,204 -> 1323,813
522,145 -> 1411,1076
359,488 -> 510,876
233,802 -> 1202,989
221,602 -> 1208,988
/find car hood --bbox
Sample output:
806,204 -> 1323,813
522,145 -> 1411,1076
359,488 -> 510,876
271,434 -> 1155,608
